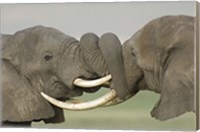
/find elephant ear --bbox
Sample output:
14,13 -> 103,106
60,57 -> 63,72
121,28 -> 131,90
1,32 -> 56,122
1,59 -> 55,122
1,28 -> 66,123
151,47 -> 194,120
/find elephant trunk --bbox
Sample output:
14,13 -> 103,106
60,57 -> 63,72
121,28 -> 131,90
98,33 -> 129,99
80,33 -> 129,99
79,33 -> 108,76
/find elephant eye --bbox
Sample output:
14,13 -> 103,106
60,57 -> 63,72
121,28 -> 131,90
131,49 -> 136,57
43,53 -> 53,61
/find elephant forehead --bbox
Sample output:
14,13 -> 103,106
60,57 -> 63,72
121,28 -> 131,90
38,36 -> 61,50
129,28 -> 155,49
32,25 -> 73,40
21,25 -> 74,50
36,29 -> 78,55
129,30 -> 157,61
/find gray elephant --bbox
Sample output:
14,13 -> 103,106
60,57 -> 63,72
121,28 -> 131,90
0,26 -> 129,127
121,15 -> 195,121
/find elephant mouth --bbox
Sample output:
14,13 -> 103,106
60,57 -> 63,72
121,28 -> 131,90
41,75 -> 135,111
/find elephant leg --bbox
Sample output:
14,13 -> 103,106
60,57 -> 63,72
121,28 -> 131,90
1,121 -> 32,128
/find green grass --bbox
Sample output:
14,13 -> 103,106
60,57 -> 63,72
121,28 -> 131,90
32,89 -> 196,130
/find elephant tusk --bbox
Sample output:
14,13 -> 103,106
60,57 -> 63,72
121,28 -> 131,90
73,74 -> 112,88
103,91 -> 136,107
41,89 -> 117,111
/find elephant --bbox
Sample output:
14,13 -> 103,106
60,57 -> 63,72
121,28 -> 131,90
71,15 -> 194,121
119,15 -> 195,121
0,26 -> 130,127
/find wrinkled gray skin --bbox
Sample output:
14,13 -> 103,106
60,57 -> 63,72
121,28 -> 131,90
0,26 -> 128,127
122,15 -> 194,121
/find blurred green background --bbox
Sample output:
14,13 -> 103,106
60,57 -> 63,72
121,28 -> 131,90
32,89 -> 195,131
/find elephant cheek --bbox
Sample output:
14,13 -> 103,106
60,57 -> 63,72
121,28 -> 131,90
126,68 -> 143,92
56,70 -> 76,90
123,55 -> 143,92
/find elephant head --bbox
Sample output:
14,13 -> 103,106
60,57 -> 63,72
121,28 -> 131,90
106,15 -> 195,121
0,26 -> 129,125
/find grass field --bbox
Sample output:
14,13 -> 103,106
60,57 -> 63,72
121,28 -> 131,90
32,89 -> 196,130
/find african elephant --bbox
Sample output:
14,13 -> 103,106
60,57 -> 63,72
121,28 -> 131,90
0,26 -> 129,127
119,15 -> 195,121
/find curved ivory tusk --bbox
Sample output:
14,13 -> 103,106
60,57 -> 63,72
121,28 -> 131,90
73,74 -> 112,88
41,89 -> 117,111
103,91 -> 136,107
